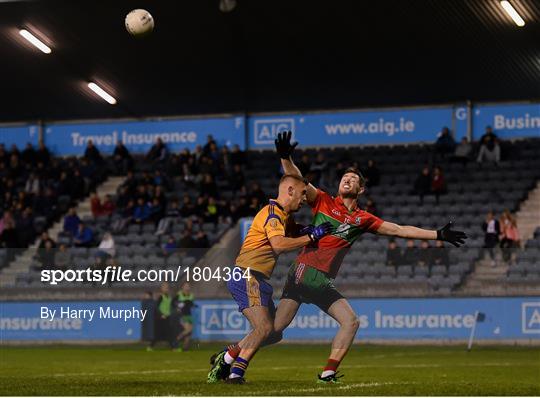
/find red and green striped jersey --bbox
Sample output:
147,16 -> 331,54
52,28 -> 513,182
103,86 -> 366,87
296,189 -> 383,278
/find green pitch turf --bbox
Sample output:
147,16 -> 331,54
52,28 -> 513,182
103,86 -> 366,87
0,344 -> 538,396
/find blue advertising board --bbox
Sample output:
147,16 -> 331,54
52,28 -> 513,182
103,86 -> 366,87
248,107 -> 465,149
0,301 -> 142,341
473,103 -> 540,139
194,297 -> 540,341
0,124 -> 40,149
239,217 -> 253,243
44,115 -> 246,155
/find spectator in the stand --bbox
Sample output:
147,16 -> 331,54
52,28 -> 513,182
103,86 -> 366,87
162,235 -> 178,257
477,135 -> 500,164
310,153 -> 328,186
71,169 -> 86,199
203,135 -> 217,157
482,210 -> 500,267
38,232 -> 56,249
435,127 -> 456,158
55,171 -> 70,196
193,145 -> 204,164
73,223 -> 94,247
247,197 -> 261,217
480,126 -> 497,145
16,207 -> 35,247
417,241 -> 432,269
113,141 -> 133,174
147,138 -> 168,168
90,193 -> 102,218
148,197 -> 164,225
0,210 -> 15,234
96,232 -> 115,263
156,200 -> 181,236
37,239 -> 55,268
8,153 -> 22,179
112,199 -> 135,233
385,240 -> 402,269
365,198 -> 378,216
230,144 -> 246,166
413,166 -> 431,204
431,166 -> 446,204
177,230 -> 194,257
24,173 -> 40,196
364,159 -> 380,187
180,195 -> 195,218
84,140 -> 103,164
54,244 -> 70,271
0,219 -> 19,248
182,156 -> 198,186
21,143 -> 36,168
0,144 -> 7,166
499,210 -> 520,265
207,143 -> 220,163
226,203 -> 241,224
200,174 -> 218,198
433,240 -> 450,271
133,197 -> 151,224
402,239 -> 419,266
205,197 -> 219,224
451,137 -> 473,165
35,141 -> 50,166
194,196 -> 207,222
116,187 -> 130,210
153,170 -> 170,191
101,194 -> 115,217
194,230 -> 209,248
122,171 -> 138,196
229,164 -> 245,191
250,182 -> 266,205
34,187 -> 57,217
63,207 -> 81,236
220,146 -> 232,177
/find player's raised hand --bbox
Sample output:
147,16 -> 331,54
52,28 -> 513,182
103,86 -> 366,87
436,222 -> 468,247
275,131 -> 298,159
309,222 -> 334,241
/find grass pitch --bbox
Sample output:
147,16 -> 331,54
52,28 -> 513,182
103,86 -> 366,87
0,343 -> 539,396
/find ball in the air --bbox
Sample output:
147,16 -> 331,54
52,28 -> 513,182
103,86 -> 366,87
125,9 -> 154,37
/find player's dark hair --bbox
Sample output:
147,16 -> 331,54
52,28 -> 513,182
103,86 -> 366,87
342,167 -> 366,187
280,174 -> 309,186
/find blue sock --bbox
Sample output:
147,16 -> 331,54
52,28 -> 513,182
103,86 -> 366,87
230,356 -> 249,378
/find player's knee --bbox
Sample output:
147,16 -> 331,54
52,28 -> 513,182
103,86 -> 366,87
341,315 -> 360,332
257,322 -> 273,340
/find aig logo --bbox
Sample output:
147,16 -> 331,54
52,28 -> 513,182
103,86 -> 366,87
254,118 -> 295,145
201,304 -> 250,335
521,302 -> 540,334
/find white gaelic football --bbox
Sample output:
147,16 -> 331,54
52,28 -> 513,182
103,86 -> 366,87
125,9 -> 154,37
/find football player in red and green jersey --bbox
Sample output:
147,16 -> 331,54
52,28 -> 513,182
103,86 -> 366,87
269,132 -> 467,384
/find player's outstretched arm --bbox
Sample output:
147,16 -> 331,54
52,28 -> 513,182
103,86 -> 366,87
269,222 -> 333,254
275,131 -> 318,205
377,221 -> 467,247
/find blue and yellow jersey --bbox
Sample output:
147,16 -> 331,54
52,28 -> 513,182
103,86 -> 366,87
235,199 -> 294,278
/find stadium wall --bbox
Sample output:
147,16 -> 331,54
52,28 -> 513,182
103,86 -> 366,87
0,101 -> 538,153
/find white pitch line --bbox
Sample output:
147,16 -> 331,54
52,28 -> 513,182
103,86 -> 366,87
263,381 -> 414,395
48,361 -> 522,378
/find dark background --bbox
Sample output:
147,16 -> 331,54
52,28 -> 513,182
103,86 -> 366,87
0,0 -> 539,121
